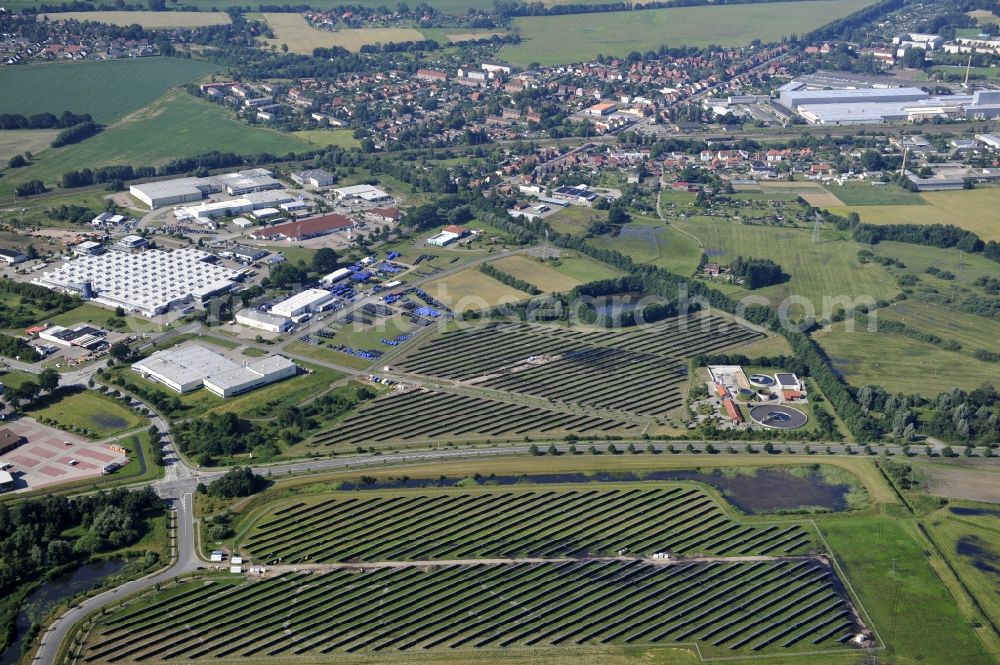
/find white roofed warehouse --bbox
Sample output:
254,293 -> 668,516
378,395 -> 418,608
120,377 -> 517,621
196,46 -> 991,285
270,289 -> 334,319
235,308 -> 293,333
132,344 -> 297,397
33,249 -> 239,317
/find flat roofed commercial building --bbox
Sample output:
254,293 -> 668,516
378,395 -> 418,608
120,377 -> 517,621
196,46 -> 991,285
0,248 -> 27,264
33,249 -> 239,317
332,184 -> 390,201
133,344 -> 297,397
235,308 -> 293,333
291,169 -> 336,187
779,87 -> 929,109
271,289 -> 334,319
129,178 -> 213,209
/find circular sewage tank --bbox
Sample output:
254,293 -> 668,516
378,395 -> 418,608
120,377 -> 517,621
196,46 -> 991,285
748,374 -> 776,388
748,404 -> 808,429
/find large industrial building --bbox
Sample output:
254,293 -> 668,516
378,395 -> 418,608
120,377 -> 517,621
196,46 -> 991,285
270,289 -> 334,319
332,184 -> 391,202
132,344 -> 297,397
129,169 -> 283,209
248,213 -> 354,241
33,249 -> 239,317
235,308 -> 293,333
777,78 -> 1000,124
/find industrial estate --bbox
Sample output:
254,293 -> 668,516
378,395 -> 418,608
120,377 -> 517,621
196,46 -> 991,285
0,0 -> 999,664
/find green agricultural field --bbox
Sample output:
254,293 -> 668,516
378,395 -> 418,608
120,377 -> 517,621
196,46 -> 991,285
814,322 -> 998,396
25,389 -> 147,438
547,251 -> 624,283
831,187 -> 1000,242
499,0 -> 876,65
673,217 -> 897,313
820,514 -> 995,665
0,58 -> 219,124
823,182 -> 928,206
922,504 -> 1000,633
0,92 -> 311,197
291,129 -> 361,149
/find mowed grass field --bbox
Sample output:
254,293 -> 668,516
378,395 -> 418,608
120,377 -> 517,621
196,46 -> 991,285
261,13 -> 424,53
489,253 -> 620,292
0,92 -> 312,197
823,181 -> 927,206
0,129 -> 59,165
499,0 -> 876,65
292,129 -> 361,149
831,187 -> 1000,242
425,268 -> 531,311
877,301 -> 1000,356
26,390 -> 147,437
39,10 -> 230,26
814,322 -> 999,396
0,57 -> 219,123
589,216 -> 703,277
673,216 -> 897,312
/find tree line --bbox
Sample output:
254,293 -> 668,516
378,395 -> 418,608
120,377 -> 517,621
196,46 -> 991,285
479,263 -> 542,295
0,111 -> 93,131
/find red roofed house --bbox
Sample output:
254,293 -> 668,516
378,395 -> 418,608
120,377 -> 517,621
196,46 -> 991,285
366,207 -> 402,223
249,213 -> 353,242
723,398 -> 743,424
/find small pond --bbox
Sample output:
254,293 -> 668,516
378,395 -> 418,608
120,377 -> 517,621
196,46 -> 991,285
0,559 -> 126,665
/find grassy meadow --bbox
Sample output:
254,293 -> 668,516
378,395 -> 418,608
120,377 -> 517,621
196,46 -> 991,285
425,268 -> 532,311
0,92 -> 312,197
824,181 -> 928,206
499,0 -> 877,65
292,129 -> 361,149
673,216 -> 897,313
877,301 -> 1000,357
814,322 -> 999,396
490,252 -> 621,292
831,187 -> 1000,242
25,390 -> 147,438
0,57 -> 219,123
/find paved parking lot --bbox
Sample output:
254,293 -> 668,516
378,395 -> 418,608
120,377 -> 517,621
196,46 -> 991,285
0,417 -> 127,491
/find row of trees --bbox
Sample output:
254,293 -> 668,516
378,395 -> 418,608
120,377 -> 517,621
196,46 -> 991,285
479,263 -> 542,295
0,111 -> 92,131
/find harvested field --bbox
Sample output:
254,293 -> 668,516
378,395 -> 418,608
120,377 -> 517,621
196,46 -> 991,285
310,388 -> 639,445
916,461 -> 1000,504
446,31 -> 506,41
758,182 -> 844,208
242,485 -> 813,563
830,188 -> 1000,242
261,13 -> 424,53
391,315 -> 764,417
39,10 -> 230,26
80,559 -> 863,660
